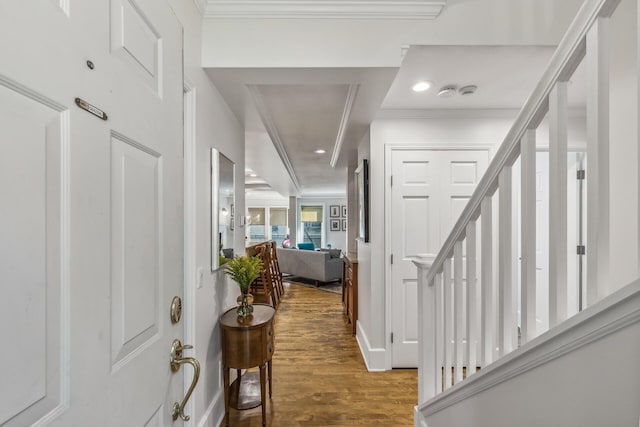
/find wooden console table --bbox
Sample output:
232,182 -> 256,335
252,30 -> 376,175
342,253 -> 358,335
220,304 -> 275,427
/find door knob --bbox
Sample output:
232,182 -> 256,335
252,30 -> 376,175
170,339 -> 201,421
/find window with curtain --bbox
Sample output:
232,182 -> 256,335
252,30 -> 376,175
247,207 -> 265,245
300,205 -> 323,248
269,208 -> 288,247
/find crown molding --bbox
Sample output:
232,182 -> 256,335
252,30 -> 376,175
246,85 -> 302,194
202,0 -> 447,19
330,84 -> 359,168
191,0 -> 206,15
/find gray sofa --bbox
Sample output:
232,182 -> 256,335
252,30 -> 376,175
276,248 -> 342,285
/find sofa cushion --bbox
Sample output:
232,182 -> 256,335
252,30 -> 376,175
320,248 -> 342,258
297,242 -> 315,251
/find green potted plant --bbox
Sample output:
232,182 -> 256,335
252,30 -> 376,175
223,255 -> 262,319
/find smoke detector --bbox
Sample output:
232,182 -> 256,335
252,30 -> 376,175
459,85 -> 478,96
438,85 -> 457,98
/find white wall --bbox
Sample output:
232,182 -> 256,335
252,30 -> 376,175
167,1 -> 245,425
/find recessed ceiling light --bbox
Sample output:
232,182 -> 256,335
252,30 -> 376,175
314,149 -> 326,154
249,173 -> 257,177
438,85 -> 457,98
411,81 -> 432,92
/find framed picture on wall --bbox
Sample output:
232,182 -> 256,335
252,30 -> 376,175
341,205 -> 347,218
330,219 -> 340,231
330,205 -> 340,217
341,219 -> 347,231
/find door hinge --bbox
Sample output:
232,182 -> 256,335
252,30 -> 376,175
390,175 -> 393,187
577,169 -> 585,180
391,254 -> 394,264
577,245 -> 586,255
391,333 -> 394,344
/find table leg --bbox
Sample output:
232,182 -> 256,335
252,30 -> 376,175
267,360 -> 272,398
223,367 -> 230,427
259,364 -> 266,427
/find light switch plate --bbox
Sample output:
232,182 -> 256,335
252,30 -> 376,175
197,267 -> 204,289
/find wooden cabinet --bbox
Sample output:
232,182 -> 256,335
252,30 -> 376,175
220,304 -> 275,427
342,253 -> 358,335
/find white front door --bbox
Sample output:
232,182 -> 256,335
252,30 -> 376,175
390,149 -> 488,368
1,1 -> 186,425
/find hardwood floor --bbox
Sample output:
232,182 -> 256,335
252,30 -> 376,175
225,282 -> 417,426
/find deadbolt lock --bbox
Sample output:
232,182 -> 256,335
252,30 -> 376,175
170,296 -> 182,324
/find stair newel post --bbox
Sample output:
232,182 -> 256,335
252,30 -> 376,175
414,255 -> 436,402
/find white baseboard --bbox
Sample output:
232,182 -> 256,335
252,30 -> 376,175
356,321 -> 387,372
414,405 -> 428,427
196,389 -> 224,427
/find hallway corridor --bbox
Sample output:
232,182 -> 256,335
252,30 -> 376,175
225,282 -> 417,426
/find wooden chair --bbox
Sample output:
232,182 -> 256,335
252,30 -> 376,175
250,243 -> 279,308
268,241 -> 285,300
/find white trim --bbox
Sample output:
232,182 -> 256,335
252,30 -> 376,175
196,389 -> 224,427
247,85 -> 301,193
384,143 -> 494,370
375,108 -> 588,120
58,0 -> 70,16
417,279 -> 640,417
298,193 -> 347,199
414,405 -> 428,427
202,0 -> 446,19
376,108 -> 521,120
356,321 -> 387,372
183,82 -> 197,427
191,0 -> 206,15
330,84 -> 359,168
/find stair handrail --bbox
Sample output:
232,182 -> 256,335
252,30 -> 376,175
425,0 -> 621,286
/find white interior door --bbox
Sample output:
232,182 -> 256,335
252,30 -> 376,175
0,1 -> 186,425
390,149 -> 488,368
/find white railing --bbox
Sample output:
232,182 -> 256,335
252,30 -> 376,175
414,0 -> 636,406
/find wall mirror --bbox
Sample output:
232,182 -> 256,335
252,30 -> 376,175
355,159 -> 369,242
211,148 -> 235,271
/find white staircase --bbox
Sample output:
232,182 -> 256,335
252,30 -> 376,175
413,0 -> 640,425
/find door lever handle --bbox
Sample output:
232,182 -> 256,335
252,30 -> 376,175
170,339 -> 201,421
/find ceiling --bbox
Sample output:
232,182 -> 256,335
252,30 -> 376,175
206,44 -> 584,198
205,67 -> 398,197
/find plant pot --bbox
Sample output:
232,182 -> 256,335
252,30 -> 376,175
236,291 -> 254,319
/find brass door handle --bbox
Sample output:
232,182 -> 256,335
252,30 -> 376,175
170,339 -> 201,421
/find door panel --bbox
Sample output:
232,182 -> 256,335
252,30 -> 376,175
0,82 -> 66,426
110,134 -> 162,368
391,149 -> 488,368
0,0 -> 185,425
402,197 -> 432,256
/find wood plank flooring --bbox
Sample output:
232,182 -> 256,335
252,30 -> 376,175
225,282 -> 417,426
